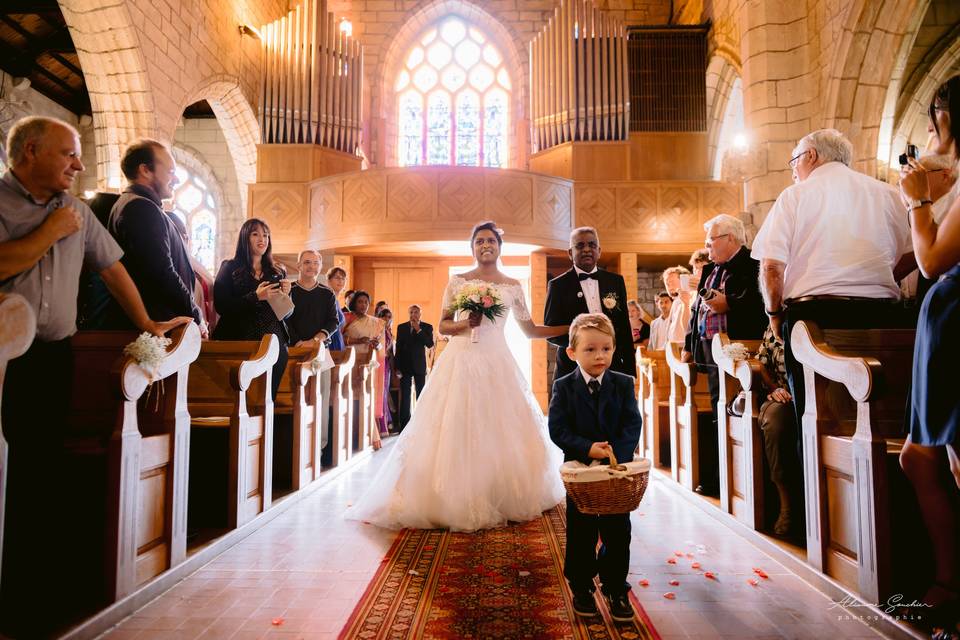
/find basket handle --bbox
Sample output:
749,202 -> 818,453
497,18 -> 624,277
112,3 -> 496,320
607,449 -> 627,472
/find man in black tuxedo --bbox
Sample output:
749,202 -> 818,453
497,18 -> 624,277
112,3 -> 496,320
394,304 -> 434,431
545,227 -> 636,381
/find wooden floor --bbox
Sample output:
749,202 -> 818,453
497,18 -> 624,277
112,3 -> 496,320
91,439 -> 919,640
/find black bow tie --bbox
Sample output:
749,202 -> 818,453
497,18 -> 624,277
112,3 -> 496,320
587,379 -> 601,394
578,272 -> 598,281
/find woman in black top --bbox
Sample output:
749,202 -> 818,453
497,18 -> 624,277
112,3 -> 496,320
213,218 -> 290,399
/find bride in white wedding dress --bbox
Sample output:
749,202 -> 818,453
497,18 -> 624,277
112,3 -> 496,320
347,222 -> 569,532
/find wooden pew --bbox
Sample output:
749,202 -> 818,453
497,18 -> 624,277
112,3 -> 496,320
664,342 -> 713,491
636,346 -> 671,469
711,334 -> 765,530
187,335 -> 279,529
351,350 -> 380,453
790,321 -> 920,604
328,349 -> 356,466
276,343 -> 330,490
66,324 -> 201,601
0,294 -> 37,590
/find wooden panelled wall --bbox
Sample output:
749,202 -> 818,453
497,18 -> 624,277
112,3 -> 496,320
259,0 -> 363,153
530,0 -> 630,152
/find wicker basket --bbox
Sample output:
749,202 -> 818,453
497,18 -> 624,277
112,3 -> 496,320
560,453 -> 651,515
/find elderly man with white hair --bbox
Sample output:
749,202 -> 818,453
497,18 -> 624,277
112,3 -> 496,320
680,213 -> 766,495
752,128 -> 913,440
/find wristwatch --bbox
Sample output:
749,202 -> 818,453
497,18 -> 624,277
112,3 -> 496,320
909,198 -> 933,209
765,307 -> 784,318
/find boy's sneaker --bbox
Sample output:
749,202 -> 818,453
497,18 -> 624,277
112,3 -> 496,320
572,591 -> 598,616
604,592 -> 634,622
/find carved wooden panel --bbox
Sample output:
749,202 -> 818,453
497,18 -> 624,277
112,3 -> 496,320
252,187 -> 305,233
575,186 -> 616,230
658,185 -> 701,237
702,184 -> 741,223
535,181 -> 572,228
437,172 -> 485,222
616,186 -> 658,233
485,173 -> 533,225
343,174 -> 386,223
387,171 -> 435,221
310,181 -> 343,229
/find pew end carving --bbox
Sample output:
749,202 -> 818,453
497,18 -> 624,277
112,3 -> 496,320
636,346 -> 671,469
665,342 -> 711,491
328,349 -> 356,467
65,324 -> 201,603
187,335 -> 279,530
351,350 -> 380,454
277,343 -> 330,490
790,321 -> 923,604
711,335 -> 765,530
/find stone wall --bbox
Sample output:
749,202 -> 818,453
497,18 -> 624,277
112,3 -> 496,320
173,118 -> 245,265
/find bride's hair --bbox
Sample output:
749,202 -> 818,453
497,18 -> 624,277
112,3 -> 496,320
470,221 -> 503,247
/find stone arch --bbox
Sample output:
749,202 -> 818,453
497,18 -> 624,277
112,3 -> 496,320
177,75 -> 262,214
892,36 -> 960,160
705,54 -> 743,179
821,0 -> 926,175
57,0 -> 160,188
376,0 -> 528,168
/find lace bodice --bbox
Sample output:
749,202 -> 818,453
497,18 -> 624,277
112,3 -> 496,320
442,275 -> 531,338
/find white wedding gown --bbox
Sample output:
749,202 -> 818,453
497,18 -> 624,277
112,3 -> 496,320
347,275 -> 565,532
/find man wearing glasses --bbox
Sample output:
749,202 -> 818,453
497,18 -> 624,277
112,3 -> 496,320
680,214 -> 765,496
545,226 -> 636,381
751,128 -> 913,437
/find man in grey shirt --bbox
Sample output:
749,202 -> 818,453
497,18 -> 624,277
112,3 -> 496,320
0,116 -> 188,634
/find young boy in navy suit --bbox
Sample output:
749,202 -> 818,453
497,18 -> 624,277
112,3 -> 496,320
548,313 -> 643,621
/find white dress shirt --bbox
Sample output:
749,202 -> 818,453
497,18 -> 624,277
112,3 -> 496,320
751,162 -> 912,301
574,265 -> 602,314
666,294 -> 691,344
648,316 -> 669,350
579,368 -> 606,390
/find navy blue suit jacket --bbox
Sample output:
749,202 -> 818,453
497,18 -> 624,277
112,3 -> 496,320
548,369 -> 643,466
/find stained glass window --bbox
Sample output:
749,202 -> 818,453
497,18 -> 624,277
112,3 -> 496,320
396,17 -> 510,167
172,164 -> 219,271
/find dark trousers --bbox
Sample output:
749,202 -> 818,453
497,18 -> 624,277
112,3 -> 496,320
782,298 -> 913,444
757,399 -> 801,486
270,341 -> 288,402
564,496 -> 632,596
0,338 -> 73,635
697,337 -> 721,493
398,371 -> 426,431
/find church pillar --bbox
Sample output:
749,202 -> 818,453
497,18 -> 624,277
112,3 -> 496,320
334,254 -> 354,308
530,251 -> 549,412
618,253 -> 638,301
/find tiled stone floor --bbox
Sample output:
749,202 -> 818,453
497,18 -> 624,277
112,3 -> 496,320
98,440 -> 897,640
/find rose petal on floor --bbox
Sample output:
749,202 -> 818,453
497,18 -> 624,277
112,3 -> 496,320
691,562 -> 701,570
639,579 -> 649,587
669,579 -> 680,586
663,592 -> 676,599
271,618 -> 284,626
704,571 -> 716,580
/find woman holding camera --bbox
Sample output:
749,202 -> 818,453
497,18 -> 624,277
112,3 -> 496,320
213,218 -> 290,399
899,75 -> 960,632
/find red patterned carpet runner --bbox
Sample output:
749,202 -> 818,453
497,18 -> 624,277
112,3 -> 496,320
339,505 -> 660,639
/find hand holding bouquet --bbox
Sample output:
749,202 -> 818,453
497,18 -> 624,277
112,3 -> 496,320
449,282 -> 506,342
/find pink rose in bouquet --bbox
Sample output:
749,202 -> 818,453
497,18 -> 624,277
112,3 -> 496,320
481,295 -> 494,308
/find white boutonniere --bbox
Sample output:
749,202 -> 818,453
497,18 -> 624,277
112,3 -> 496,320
576,291 -> 583,298
602,292 -> 619,311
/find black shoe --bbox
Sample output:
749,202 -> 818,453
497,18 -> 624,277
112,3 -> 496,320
604,592 -> 634,622
572,591 -> 598,617
694,484 -> 719,496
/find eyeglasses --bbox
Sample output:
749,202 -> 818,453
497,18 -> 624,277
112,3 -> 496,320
788,150 -> 809,168
706,233 -> 730,245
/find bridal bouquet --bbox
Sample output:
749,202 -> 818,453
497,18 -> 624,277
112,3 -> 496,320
124,332 -> 171,378
449,282 -> 506,343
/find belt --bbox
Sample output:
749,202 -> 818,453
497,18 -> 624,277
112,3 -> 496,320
785,295 -> 897,305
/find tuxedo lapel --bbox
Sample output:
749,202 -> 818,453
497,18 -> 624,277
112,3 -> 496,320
563,269 -> 590,316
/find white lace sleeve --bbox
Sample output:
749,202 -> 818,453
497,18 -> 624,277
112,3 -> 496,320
509,284 -> 531,321
441,276 -> 461,314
